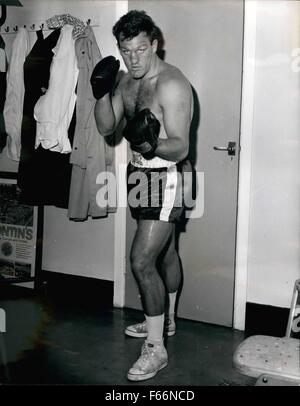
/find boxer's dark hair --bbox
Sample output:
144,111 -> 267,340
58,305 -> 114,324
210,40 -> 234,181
113,10 -> 158,45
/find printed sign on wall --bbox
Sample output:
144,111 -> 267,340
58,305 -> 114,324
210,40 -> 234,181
0,179 -> 37,281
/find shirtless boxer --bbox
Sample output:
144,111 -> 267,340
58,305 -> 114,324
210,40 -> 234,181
92,10 -> 193,381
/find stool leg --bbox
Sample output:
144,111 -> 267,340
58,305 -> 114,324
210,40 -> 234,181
285,279 -> 300,337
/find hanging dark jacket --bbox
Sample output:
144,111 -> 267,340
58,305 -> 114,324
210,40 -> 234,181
18,28 -> 76,208
0,34 -> 7,152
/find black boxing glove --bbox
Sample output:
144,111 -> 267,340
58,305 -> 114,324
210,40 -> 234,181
90,56 -> 120,100
123,108 -> 160,159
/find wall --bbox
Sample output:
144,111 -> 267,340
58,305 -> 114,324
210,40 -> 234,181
247,0 -> 300,307
0,0 -> 118,280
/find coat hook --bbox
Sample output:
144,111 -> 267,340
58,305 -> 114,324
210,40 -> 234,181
40,23 -> 44,29
13,25 -> 18,32
30,24 -> 35,30
86,19 -> 91,26
4,26 -> 9,32
24,25 -> 26,29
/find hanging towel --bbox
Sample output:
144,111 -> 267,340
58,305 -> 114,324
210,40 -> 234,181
3,27 -> 30,161
46,14 -> 86,39
34,25 -> 79,153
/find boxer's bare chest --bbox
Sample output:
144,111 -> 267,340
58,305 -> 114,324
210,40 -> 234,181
122,76 -> 159,120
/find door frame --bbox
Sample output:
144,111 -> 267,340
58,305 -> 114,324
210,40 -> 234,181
112,0 -> 128,308
233,0 -> 257,330
113,0 -> 256,330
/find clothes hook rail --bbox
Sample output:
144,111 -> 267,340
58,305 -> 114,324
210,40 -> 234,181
0,19 -> 97,34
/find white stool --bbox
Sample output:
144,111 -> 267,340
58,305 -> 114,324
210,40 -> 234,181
233,279 -> 300,385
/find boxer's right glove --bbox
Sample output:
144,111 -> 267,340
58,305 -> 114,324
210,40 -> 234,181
123,108 -> 160,159
90,56 -> 120,100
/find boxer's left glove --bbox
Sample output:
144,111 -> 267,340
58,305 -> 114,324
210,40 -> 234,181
123,108 -> 160,159
90,56 -> 120,100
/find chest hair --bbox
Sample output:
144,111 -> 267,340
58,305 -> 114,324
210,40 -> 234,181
123,78 -> 157,119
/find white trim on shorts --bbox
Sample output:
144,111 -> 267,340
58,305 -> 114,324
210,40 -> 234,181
159,165 -> 178,222
131,151 -> 176,168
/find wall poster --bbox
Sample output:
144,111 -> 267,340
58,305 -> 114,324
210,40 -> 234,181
0,178 -> 38,281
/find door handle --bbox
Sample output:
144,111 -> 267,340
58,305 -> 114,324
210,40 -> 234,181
213,141 -> 237,156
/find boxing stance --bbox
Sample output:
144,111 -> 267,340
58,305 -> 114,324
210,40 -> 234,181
92,10 -> 193,381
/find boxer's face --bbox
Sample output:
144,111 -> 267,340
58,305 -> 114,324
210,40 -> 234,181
119,32 -> 157,79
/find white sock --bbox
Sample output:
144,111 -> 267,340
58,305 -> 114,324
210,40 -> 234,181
167,292 -> 177,324
145,314 -> 164,345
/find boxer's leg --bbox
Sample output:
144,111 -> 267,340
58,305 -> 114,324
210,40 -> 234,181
130,219 -> 174,316
127,219 -> 173,381
159,228 -> 181,331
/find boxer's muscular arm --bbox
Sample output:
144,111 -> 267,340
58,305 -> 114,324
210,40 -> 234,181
94,85 -> 124,136
155,76 -> 192,162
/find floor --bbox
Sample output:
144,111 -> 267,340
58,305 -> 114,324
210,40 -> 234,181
0,283 -> 255,386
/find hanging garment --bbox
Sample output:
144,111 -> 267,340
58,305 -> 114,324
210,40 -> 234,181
34,25 -> 79,153
18,28 -> 76,208
0,34 -> 7,73
0,35 -> 8,152
68,26 -> 116,220
3,27 -> 30,161
46,14 -> 85,39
